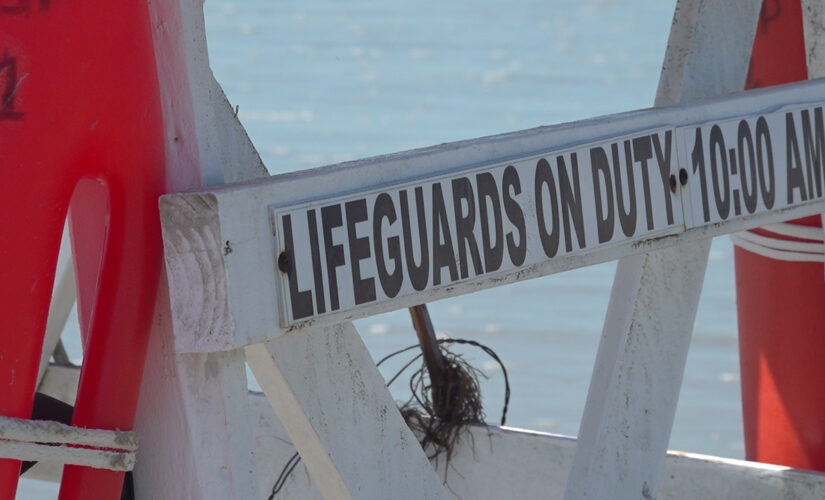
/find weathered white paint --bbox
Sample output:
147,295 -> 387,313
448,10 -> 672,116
245,322 -> 448,500
33,366 -> 825,499
442,426 -> 825,500
0,416 -> 137,451
803,0 -> 825,80
564,1 -> 762,499
37,364 -> 79,406
249,402 -> 825,500
176,351 -> 259,500
132,0 -> 269,499
37,226 -> 75,386
0,441 -> 134,472
160,74 -> 825,352
245,391 -> 322,499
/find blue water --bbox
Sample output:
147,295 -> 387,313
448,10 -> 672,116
20,0 -> 747,496
204,0 -> 743,456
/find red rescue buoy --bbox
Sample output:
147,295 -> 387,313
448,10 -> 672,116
0,1 -> 200,498
735,0 -> 825,471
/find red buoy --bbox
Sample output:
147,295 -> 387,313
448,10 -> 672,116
736,0 -> 825,471
0,1 -> 200,498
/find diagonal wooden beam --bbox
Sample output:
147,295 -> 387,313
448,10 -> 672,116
246,322 -> 449,500
563,1 -> 763,499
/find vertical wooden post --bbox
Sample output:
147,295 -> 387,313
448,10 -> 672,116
564,1 -> 762,499
132,0 -> 269,498
803,0 -> 825,79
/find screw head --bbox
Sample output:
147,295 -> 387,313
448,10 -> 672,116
669,174 -> 677,193
679,168 -> 688,186
278,251 -> 291,274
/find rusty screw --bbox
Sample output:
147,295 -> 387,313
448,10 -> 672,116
679,168 -> 688,186
278,251 -> 291,274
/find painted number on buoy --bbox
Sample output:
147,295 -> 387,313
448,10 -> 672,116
680,105 -> 825,227
0,52 -> 24,121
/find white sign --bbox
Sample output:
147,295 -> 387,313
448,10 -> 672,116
274,129 -> 683,323
158,77 -> 825,349
274,102 -> 825,326
680,105 -> 825,228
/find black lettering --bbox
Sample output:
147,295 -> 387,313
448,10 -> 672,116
282,214 -> 314,320
321,204 -> 346,311
432,183 -> 458,286
502,166 -> 526,266
786,112 -> 807,203
801,107 -> 825,199
0,52 -> 23,120
476,172 -> 504,273
307,209 -> 326,314
0,0 -> 51,15
633,136 -> 656,230
374,193 -> 403,298
400,188 -> 430,291
345,199 -> 375,305
0,1 -> 29,16
557,153 -> 586,251
737,121 -> 759,214
709,125 -> 731,219
535,158 -> 560,257
652,131 -> 675,225
451,177 -> 484,279
590,147 -> 615,243
756,117 -> 775,209
613,142 -> 637,236
691,128 -> 711,222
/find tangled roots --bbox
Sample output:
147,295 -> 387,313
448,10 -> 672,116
399,346 -> 485,460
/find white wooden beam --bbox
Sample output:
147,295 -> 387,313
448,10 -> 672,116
245,322 -> 448,500
160,73 -> 825,352
563,1 -> 762,499
132,0 -> 270,499
33,368 -> 825,500
37,225 -> 76,386
177,351 -> 259,499
442,426 -> 825,500
803,0 -> 825,80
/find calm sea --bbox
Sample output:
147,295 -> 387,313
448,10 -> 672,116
20,0 -> 746,496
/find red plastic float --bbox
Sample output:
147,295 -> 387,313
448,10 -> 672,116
0,1 -> 199,498
736,0 -> 825,471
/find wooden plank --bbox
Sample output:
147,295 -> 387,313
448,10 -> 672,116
131,0 -> 270,499
161,75 -> 825,352
176,351 -> 259,500
442,426 -> 825,500
803,0 -> 825,80
37,225 -> 75,385
245,322 -> 448,500
37,364 -> 80,406
31,370 -> 825,500
248,402 -> 825,499
564,242 -> 713,499
563,1 -> 762,499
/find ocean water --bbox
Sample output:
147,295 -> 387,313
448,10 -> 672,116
20,0 -> 747,496
202,0 -> 743,456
